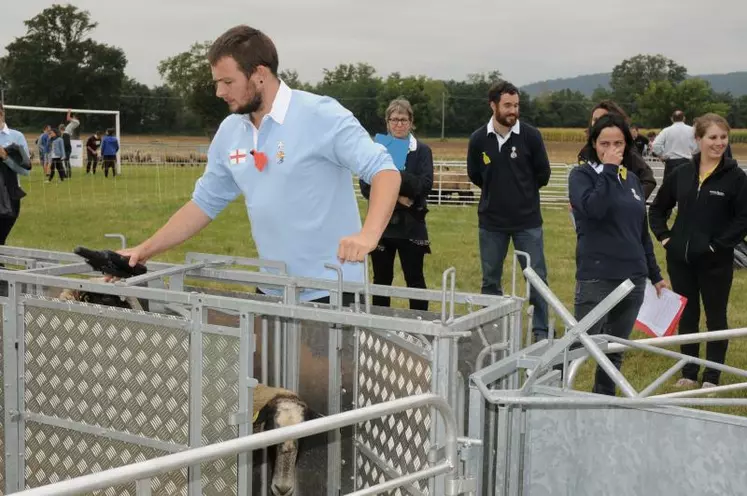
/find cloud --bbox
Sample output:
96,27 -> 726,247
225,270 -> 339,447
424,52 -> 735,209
2,0 -> 746,88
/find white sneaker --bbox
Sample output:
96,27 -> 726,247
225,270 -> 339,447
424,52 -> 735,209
675,378 -> 698,388
701,382 -> 718,389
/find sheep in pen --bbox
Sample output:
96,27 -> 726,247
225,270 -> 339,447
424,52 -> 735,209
58,284 -> 331,496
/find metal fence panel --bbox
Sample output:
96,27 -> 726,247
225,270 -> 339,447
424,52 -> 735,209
23,301 -> 190,447
23,421 -> 186,495
0,304 -> 4,496
523,397 -> 747,496
354,328 -> 433,495
200,333 -> 239,496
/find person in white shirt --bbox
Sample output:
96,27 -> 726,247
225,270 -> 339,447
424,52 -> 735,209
652,110 -> 699,178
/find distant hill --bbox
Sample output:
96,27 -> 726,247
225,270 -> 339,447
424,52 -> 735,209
521,71 -> 747,98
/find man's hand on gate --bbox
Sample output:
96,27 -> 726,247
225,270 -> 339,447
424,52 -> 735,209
338,231 -> 378,263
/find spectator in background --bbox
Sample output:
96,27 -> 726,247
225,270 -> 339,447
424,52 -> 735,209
630,124 -> 649,156
580,100 -> 656,200
645,131 -> 658,156
649,113 -> 747,389
86,131 -> 100,174
59,110 -> 80,178
467,80 -> 551,342
59,123 -> 72,178
569,113 -> 668,396
101,128 -> 119,178
360,98 -> 433,311
36,125 -> 51,174
65,110 -> 80,139
652,110 -> 699,179
47,129 -> 66,182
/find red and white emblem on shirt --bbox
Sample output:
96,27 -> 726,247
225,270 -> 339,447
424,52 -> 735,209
229,148 -> 247,165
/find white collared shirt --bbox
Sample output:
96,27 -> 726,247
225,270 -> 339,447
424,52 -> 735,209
487,118 -> 521,152
243,80 -> 292,149
408,134 -> 417,152
652,121 -> 698,160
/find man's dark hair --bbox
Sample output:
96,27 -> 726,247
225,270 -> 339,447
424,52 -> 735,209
672,110 -> 686,122
207,25 -> 279,76
488,81 -> 519,104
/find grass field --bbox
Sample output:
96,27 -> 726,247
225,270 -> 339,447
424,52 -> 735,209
9,139 -> 747,415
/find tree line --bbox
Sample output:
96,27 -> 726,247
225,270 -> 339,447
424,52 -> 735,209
2,5 -> 747,137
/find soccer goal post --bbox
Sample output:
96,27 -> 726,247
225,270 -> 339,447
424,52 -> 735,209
4,104 -> 122,175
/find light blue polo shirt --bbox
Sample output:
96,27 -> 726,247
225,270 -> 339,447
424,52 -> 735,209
192,81 -> 397,301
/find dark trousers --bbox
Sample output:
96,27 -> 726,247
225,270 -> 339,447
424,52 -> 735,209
87,155 -> 98,174
667,253 -> 734,385
369,238 -> 429,311
49,158 -> 66,181
574,276 -> 646,396
0,202 -> 20,296
103,156 -> 116,177
664,158 -> 690,179
64,139 -> 72,178
0,205 -> 19,245
478,227 -> 549,340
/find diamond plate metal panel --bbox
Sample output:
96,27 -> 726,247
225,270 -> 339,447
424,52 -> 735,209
24,422 -> 187,495
23,304 -> 190,446
201,333 -> 239,496
0,303 -> 4,496
355,329 -> 432,495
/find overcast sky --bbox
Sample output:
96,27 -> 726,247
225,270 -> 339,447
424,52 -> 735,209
3,0 -> 746,88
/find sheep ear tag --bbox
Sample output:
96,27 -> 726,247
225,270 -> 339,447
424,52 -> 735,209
251,150 -> 268,172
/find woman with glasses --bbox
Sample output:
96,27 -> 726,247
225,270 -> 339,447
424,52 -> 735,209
360,98 -> 434,310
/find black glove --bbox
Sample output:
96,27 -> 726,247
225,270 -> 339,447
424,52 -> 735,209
74,246 -> 147,278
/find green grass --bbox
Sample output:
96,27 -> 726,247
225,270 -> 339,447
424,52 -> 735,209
11,165 -> 747,414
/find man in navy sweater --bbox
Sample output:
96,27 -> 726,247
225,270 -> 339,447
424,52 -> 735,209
467,81 -> 551,341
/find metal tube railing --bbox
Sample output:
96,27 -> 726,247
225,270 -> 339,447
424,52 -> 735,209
567,327 -> 747,388
521,267 -> 639,397
13,394 -> 458,496
480,393 -> 747,408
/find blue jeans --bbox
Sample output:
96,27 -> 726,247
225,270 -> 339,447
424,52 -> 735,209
574,277 -> 646,396
478,227 -> 549,340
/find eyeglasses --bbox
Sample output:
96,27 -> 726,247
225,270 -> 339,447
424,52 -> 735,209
388,118 -> 411,125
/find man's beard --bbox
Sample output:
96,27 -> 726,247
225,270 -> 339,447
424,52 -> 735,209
234,93 -> 263,115
496,112 -> 518,128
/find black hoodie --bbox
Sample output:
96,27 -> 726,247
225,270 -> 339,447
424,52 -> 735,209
649,152 -> 747,264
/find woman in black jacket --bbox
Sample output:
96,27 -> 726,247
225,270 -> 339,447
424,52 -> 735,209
579,100 -> 657,200
649,113 -> 747,389
360,98 -> 434,310
0,104 -> 31,245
